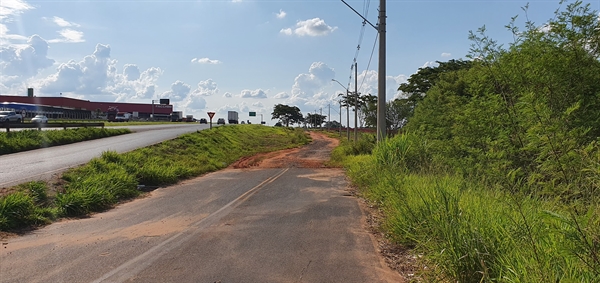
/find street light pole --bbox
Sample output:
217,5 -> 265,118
332,79 -> 351,141
354,62 -> 358,142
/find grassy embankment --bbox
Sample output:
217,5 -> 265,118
0,127 -> 131,155
331,134 -> 599,282
0,125 -> 309,232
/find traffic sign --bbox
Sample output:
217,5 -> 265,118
249,112 -> 256,117
207,112 -> 215,119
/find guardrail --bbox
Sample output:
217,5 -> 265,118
2,122 -> 105,133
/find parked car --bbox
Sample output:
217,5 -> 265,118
217,118 -> 225,125
31,115 -> 48,124
0,111 -> 23,123
199,118 -> 207,124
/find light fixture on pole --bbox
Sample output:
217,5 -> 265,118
332,79 -> 351,141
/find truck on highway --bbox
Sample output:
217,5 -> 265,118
185,115 -> 194,122
228,111 -> 239,124
171,111 -> 183,122
114,112 -> 132,122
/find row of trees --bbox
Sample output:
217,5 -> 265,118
270,104 -> 327,128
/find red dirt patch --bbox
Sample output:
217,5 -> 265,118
230,131 -> 339,169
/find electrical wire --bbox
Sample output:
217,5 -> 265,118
346,0 -> 373,90
358,32 -> 378,94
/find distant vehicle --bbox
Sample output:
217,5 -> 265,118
185,114 -> 194,122
228,111 -> 239,124
217,118 -> 225,125
0,111 -> 22,123
31,115 -> 48,124
240,121 -> 245,124
114,112 -> 131,122
171,111 -> 183,122
199,118 -> 207,124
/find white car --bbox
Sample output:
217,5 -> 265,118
31,115 -> 49,124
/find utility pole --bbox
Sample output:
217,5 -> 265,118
377,0 -> 387,141
341,0 -> 386,142
354,62 -> 358,142
327,104 -> 330,130
339,102 -> 342,137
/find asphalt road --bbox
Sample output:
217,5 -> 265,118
0,167 -> 398,282
0,123 -> 211,188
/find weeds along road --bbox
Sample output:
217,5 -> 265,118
0,123 -> 211,188
0,133 -> 401,283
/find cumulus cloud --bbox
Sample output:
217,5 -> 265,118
274,92 -> 289,99
192,79 -> 219,96
223,92 -> 232,98
280,18 -> 337,37
35,43 -> 162,101
441,52 -> 451,58
240,89 -> 267,98
252,102 -> 264,108
191,57 -> 222,64
160,80 -> 190,101
276,9 -> 286,19
291,62 -> 335,98
356,70 -> 408,101
0,35 -> 55,78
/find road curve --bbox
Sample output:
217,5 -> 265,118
0,123 -> 211,188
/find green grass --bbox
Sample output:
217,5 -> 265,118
0,127 -> 131,155
342,134 -> 600,282
0,125 -> 309,230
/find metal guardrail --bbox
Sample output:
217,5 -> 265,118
2,122 -> 105,132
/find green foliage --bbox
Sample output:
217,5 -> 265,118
271,104 -> 304,127
337,2 -> 600,281
0,128 -> 131,155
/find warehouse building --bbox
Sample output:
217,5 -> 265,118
0,89 -> 173,120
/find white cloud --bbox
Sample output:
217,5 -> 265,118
356,69 -> 408,101
192,79 -> 219,96
281,18 -> 337,37
252,102 -> 264,108
191,57 -> 222,65
279,28 -> 292,35
276,9 -> 286,19
0,35 -> 55,78
441,52 -> 451,58
291,62 -> 335,98
240,89 -> 267,98
48,28 -> 85,43
421,61 -> 438,68
0,0 -> 33,21
274,92 -> 289,99
223,92 -> 232,98
160,80 -> 190,101
35,43 -> 162,101
51,16 -> 80,27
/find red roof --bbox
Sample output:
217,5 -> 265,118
0,96 -> 172,114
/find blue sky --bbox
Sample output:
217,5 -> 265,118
1,0 -> 598,124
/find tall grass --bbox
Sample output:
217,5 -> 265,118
344,133 -> 600,282
1,125 -> 309,229
0,128 -> 131,155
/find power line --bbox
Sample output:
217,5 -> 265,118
359,32 -> 379,93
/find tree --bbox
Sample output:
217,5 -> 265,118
305,113 -> 327,128
271,104 -> 303,127
398,59 -> 473,117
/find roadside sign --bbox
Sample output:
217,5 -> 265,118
207,112 -> 215,119
249,112 -> 256,117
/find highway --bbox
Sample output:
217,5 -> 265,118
0,123 -> 211,188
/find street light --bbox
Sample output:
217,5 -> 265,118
332,79 -> 351,141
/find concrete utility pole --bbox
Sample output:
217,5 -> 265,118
377,0 -> 387,142
339,102 -> 342,137
341,0 -> 386,142
354,62 -> 358,142
332,79 -> 351,141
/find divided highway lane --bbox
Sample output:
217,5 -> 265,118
0,123 -> 211,188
